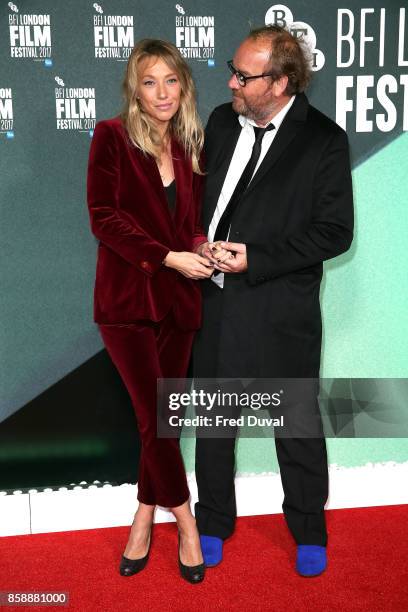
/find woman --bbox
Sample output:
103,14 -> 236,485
86,39 -> 214,583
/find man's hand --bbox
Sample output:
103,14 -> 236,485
164,251 -> 214,279
197,241 -> 235,263
195,241 -> 231,265
213,242 -> 247,273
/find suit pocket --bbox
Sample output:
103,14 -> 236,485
94,243 -> 147,320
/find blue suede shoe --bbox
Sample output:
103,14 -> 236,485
200,535 -> 223,567
296,545 -> 327,577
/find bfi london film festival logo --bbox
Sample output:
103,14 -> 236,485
8,2 -> 52,65
336,7 -> 408,133
92,3 -> 134,60
54,77 -> 96,135
265,4 -> 325,71
175,4 -> 215,66
0,88 -> 14,139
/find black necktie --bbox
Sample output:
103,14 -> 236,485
213,123 -> 275,275
214,123 -> 275,243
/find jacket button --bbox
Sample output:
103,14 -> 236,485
257,276 -> 265,282
141,261 -> 150,269
234,231 -> 240,236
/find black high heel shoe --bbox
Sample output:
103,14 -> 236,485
178,532 -> 205,584
119,531 -> 151,577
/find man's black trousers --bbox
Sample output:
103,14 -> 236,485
192,279 -> 329,546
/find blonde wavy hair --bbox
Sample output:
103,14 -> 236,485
121,39 -> 204,174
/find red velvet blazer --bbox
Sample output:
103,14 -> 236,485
86,117 -> 207,329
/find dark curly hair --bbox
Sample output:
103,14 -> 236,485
247,25 -> 312,95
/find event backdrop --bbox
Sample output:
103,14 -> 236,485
1,1 -> 407,490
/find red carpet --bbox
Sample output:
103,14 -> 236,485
0,505 -> 407,611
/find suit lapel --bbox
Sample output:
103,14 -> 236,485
244,93 -> 309,196
204,117 -> 241,229
130,138 -> 194,236
129,139 -> 178,240
171,137 -> 192,230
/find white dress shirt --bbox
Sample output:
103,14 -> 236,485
209,95 -> 296,288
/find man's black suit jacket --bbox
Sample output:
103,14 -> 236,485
196,93 -> 354,379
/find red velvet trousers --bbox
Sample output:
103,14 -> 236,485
99,309 -> 194,508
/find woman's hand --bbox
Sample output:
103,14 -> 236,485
196,241 -> 232,264
208,242 -> 236,264
163,251 -> 214,279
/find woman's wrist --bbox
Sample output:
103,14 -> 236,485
194,241 -> 208,257
163,251 -> 176,268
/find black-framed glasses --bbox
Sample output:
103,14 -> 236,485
227,60 -> 276,87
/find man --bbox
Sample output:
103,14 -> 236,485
193,25 -> 354,576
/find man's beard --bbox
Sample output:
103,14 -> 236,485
232,94 -> 276,123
